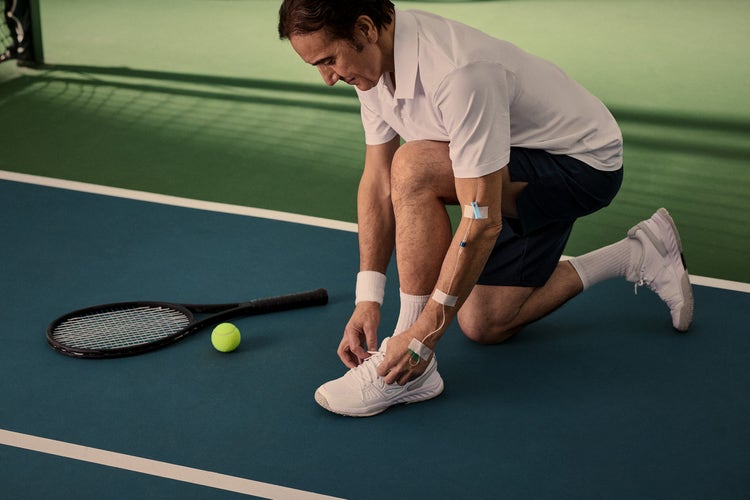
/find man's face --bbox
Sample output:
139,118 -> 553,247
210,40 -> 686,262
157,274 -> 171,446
290,28 -> 384,91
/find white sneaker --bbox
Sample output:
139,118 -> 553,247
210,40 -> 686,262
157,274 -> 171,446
627,208 -> 694,332
314,338 -> 444,417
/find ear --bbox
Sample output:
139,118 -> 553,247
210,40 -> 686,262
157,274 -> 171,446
355,15 -> 379,44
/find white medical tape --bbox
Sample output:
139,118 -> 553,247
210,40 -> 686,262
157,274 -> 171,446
408,338 -> 433,363
432,289 -> 458,307
463,204 -> 488,219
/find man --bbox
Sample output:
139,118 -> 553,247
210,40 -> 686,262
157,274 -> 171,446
278,0 -> 693,417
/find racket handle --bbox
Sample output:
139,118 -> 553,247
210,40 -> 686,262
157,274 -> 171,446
189,288 -> 328,320
242,288 -> 329,313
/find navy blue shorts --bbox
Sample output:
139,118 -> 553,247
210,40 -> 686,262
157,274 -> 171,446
477,147 -> 623,287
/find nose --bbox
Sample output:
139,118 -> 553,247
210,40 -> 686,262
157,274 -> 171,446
318,66 -> 339,86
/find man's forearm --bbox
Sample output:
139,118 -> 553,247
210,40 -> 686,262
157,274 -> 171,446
414,169 -> 505,346
417,213 -> 502,345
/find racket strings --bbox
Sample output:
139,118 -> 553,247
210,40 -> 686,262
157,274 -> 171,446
51,306 -> 191,350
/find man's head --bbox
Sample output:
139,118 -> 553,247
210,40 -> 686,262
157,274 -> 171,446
278,0 -> 395,44
278,0 -> 396,91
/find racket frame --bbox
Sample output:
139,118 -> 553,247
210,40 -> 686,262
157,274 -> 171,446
46,288 -> 328,358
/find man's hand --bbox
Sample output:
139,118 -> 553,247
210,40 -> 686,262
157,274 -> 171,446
338,302 -> 381,368
376,330 -> 432,385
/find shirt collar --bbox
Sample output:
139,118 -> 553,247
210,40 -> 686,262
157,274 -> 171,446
386,9 -> 418,99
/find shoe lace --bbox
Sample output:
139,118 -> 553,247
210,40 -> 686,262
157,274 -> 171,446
634,277 -> 645,295
633,257 -> 672,302
633,243 -> 649,295
350,350 -> 386,386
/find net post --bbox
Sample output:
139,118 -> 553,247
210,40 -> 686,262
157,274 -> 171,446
27,0 -> 43,65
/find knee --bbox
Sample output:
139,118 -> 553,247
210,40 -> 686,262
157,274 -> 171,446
390,141 -> 451,204
458,309 -> 522,345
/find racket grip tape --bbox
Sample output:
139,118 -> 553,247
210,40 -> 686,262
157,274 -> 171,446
185,288 -> 328,334
189,288 -> 328,315
246,288 -> 329,313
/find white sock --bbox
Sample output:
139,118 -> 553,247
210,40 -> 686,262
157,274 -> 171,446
393,290 -> 430,335
569,238 -> 640,290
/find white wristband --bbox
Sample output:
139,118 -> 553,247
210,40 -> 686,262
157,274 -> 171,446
408,338 -> 433,364
355,271 -> 386,305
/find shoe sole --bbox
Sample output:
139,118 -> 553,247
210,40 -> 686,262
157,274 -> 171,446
630,208 -> 694,332
315,376 -> 445,417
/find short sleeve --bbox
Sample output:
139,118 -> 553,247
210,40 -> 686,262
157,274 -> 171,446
358,93 -> 399,146
435,62 -> 514,178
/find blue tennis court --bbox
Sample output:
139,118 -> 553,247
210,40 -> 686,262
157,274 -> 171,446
1,176 -> 749,499
2,0 -> 749,498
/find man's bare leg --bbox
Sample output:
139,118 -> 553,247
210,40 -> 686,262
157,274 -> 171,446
390,140 -> 585,344
458,261 -> 584,344
389,140 -> 540,339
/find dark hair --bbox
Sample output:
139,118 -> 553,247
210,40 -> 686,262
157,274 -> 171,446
278,0 -> 395,41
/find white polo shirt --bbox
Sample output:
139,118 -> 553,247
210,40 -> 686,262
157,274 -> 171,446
356,9 -> 623,178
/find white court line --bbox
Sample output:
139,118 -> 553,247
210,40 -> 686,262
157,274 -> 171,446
0,429 -> 344,500
1,169 -> 748,492
1,170 -> 351,497
0,170 -> 358,233
2,169 -> 748,294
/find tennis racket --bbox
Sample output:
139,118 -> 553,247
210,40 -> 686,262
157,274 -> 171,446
47,288 -> 328,358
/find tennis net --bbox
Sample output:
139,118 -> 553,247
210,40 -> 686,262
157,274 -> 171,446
2,0 -> 36,64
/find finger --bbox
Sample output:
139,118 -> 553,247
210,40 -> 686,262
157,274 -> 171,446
382,360 -> 406,385
383,369 -> 398,385
376,356 -> 393,378
337,344 -> 359,369
349,342 -> 369,362
364,331 -> 379,352
388,363 -> 411,386
398,371 -> 413,386
339,351 -> 358,369
389,362 -> 426,386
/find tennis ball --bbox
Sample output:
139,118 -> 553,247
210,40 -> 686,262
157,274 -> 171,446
211,323 -> 241,353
